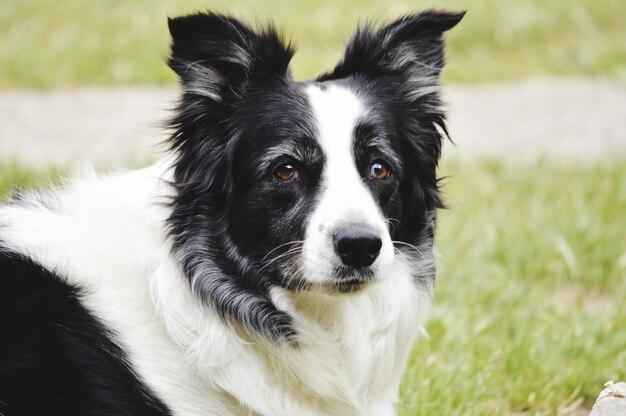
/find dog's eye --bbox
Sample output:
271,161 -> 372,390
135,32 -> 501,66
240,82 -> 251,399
370,161 -> 391,180
274,164 -> 299,182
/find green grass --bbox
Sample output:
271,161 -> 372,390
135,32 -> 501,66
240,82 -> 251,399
0,163 -> 59,198
1,0 -> 625,88
401,160 -> 626,415
2,160 -> 624,415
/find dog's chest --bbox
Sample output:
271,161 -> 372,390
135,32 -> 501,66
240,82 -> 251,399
280,273 -> 425,414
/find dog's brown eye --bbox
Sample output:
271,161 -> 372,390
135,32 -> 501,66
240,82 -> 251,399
274,164 -> 298,182
370,162 -> 391,180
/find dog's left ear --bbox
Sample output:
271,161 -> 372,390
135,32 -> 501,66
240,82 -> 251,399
319,11 -> 464,95
168,13 -> 294,102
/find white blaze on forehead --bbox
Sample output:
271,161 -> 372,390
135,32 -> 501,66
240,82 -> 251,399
305,84 -> 365,154
304,83 -> 366,201
304,82 -> 374,218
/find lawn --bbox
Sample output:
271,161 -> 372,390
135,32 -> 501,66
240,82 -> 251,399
1,160 -> 624,415
402,161 -> 626,415
1,0 -> 625,88
0,163 -> 59,197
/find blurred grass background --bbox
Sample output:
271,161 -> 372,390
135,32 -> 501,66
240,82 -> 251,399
1,0 -> 625,88
403,161 -> 626,415
1,1 -> 625,415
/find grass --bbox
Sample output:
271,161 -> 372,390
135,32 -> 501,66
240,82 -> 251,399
2,160 -> 624,415
401,160 -> 626,415
1,0 -> 625,88
0,163 -> 59,197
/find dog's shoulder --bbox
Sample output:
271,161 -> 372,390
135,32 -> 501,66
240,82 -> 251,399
0,163 -> 178,415
0,248 -> 171,416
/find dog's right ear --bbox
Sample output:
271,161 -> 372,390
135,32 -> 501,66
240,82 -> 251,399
168,13 -> 295,102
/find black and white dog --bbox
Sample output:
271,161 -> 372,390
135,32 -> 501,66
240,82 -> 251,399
0,10 -> 463,416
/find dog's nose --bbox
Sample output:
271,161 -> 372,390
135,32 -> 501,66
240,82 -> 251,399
333,226 -> 382,268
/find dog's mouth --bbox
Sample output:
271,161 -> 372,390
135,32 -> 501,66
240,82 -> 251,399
325,279 -> 368,293
272,249 -> 378,294
311,278 -> 375,295
334,265 -> 375,281
314,266 -> 377,294
275,263 -> 376,294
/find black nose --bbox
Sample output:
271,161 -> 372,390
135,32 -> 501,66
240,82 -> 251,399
333,226 -> 382,268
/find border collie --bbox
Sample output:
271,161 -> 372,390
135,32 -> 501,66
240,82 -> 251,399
0,10 -> 463,416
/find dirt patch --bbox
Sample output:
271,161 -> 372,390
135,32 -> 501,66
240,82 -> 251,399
1,78 -> 625,169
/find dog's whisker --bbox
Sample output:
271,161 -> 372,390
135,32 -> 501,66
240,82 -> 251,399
257,248 -> 303,274
259,241 -> 304,264
392,240 -> 425,255
385,217 -> 401,227
278,258 -> 305,291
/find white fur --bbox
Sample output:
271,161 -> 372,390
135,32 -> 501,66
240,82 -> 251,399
0,111 -> 429,415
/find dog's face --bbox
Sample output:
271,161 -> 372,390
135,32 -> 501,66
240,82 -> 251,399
229,79 -> 405,293
167,11 -> 463,341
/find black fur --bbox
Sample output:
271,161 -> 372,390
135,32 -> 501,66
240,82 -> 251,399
0,249 -> 171,416
165,11 -> 463,343
167,14 -> 306,343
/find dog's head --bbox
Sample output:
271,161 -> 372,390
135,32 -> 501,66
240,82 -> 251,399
166,11 -> 463,342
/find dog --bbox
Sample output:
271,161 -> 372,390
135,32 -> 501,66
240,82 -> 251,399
0,10 -> 463,416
